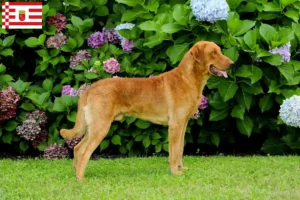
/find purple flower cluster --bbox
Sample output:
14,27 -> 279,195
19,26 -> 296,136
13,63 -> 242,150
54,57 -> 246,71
46,32 -> 68,49
65,136 -> 84,149
192,95 -> 209,119
69,50 -> 91,69
47,13 -> 67,32
121,39 -> 134,52
269,42 -> 291,62
0,86 -> 20,123
103,58 -> 120,74
44,144 -> 70,159
78,83 -> 91,96
88,29 -> 119,49
62,85 -> 79,96
88,25 -> 134,52
17,110 -> 48,148
199,96 -> 208,110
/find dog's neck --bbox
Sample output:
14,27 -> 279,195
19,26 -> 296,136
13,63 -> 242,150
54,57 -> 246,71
177,51 -> 210,92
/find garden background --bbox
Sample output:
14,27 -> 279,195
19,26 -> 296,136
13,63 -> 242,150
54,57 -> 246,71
0,0 -> 300,158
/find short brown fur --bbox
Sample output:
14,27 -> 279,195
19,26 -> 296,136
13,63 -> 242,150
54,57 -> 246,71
60,41 -> 233,180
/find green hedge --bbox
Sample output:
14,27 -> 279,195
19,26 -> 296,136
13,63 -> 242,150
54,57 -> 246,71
0,0 -> 299,156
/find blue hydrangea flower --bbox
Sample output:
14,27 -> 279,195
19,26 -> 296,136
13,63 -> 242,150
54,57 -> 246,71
190,0 -> 229,23
269,42 -> 291,62
279,95 -> 300,128
115,23 -> 135,31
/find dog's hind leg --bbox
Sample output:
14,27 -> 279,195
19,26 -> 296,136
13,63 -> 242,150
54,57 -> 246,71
60,94 -> 88,139
74,101 -> 115,181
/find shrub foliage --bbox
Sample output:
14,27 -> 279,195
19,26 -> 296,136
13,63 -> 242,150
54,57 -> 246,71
0,0 -> 299,155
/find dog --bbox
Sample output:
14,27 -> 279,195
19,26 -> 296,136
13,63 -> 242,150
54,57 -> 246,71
60,41 -> 233,180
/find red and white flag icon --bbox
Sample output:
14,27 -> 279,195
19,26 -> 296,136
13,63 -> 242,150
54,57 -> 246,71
2,2 -> 42,29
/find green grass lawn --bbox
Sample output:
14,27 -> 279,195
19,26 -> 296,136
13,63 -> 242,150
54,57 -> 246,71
1,156 -> 300,200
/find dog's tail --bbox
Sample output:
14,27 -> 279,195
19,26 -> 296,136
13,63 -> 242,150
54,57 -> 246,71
60,92 -> 88,140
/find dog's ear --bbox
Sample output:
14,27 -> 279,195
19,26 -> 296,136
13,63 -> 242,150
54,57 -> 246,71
190,44 -> 206,63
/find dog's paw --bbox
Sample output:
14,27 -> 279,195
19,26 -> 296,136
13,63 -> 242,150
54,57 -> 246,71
171,170 -> 183,175
179,165 -> 189,171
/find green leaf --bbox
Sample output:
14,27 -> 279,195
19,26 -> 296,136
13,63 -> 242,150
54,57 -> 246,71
259,94 -> 273,113
71,16 -> 83,29
223,47 -> 239,62
67,111 -> 77,122
144,32 -> 165,48
236,116 -> 253,137
67,0 -> 81,7
19,141 -> 29,152
2,133 -> 13,144
235,89 -> 252,110
138,21 -> 158,31
231,106 -> 245,120
53,97 -> 66,112
112,135 -> 122,145
68,37 -> 77,49
4,120 -> 18,131
3,35 -> 15,47
234,20 -> 256,36
20,102 -> 35,111
8,79 -> 31,94
151,132 -> 161,139
172,4 -> 189,26
263,2 -> 281,12
155,143 -> 162,152
259,24 -> 278,45
261,136 -> 287,154
38,34 -> 46,45
38,92 -> 50,106
211,133 -> 220,147
280,0 -> 298,7
93,0 -> 107,6
218,81 -> 238,102
278,63 -> 294,82
243,30 -> 256,49
37,142 -> 48,151
0,48 -> 14,56
25,37 -> 41,47
36,49 -> 49,57
85,72 -> 98,80
100,139 -> 110,151
0,63 -> 6,74
126,140 -> 134,150
122,7 -> 147,22
115,0 -> 138,6
284,9 -> 299,22
263,54 -> 283,66
235,65 -> 252,78
250,65 -> 263,84
82,19 -> 94,31
42,79 -> 53,91
135,119 -> 151,129
209,108 -> 230,121
163,143 -> 169,152
142,135 -> 151,148
0,74 -> 13,82
161,23 -> 182,34
166,43 -> 189,64
95,6 -> 109,16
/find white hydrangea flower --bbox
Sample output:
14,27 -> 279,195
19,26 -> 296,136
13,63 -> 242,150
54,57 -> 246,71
279,95 -> 300,128
190,0 -> 229,23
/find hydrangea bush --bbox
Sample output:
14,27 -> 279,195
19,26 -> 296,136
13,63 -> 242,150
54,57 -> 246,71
0,0 -> 300,156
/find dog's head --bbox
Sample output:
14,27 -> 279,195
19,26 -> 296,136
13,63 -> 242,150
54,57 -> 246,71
190,41 -> 233,78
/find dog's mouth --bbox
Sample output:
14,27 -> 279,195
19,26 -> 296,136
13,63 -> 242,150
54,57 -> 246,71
210,65 -> 228,78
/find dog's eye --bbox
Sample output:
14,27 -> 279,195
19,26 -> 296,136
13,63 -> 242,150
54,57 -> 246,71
212,51 -> 217,55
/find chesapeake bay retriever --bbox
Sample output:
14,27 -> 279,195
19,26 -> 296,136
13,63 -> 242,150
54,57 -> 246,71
60,41 -> 233,180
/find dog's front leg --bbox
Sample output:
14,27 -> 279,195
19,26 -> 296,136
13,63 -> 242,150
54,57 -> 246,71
168,120 -> 185,175
178,120 -> 189,171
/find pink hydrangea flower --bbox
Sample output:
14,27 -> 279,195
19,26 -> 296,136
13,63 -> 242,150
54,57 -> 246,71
62,85 -> 78,96
47,13 -> 67,32
199,96 -> 208,110
103,58 -> 120,74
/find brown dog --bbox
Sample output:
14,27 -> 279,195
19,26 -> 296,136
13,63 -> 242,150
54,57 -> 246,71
60,41 -> 233,180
